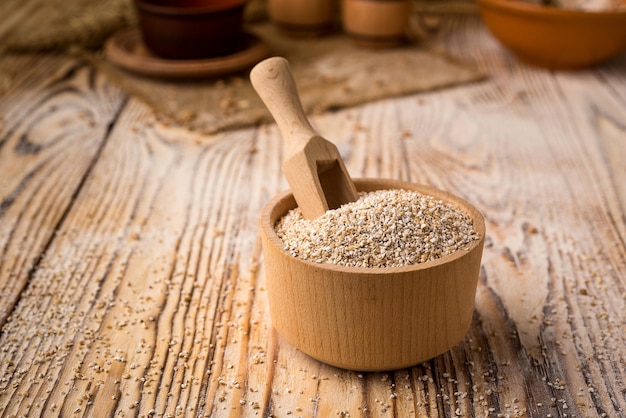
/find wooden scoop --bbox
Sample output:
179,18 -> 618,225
250,57 -> 358,220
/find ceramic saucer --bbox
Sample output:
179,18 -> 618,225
104,28 -> 270,79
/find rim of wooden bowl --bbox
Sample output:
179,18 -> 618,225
260,178 -> 486,275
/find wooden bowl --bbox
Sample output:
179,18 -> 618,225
477,0 -> 626,69
342,0 -> 411,47
134,0 -> 247,59
260,178 -> 486,371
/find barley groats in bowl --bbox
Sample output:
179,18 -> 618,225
260,178 -> 486,371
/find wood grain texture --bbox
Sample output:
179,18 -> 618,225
0,55 -> 128,327
0,14 -> 625,418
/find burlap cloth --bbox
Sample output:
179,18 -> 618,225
0,0 -> 485,134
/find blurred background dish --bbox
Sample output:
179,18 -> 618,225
105,28 -> 270,79
268,0 -> 337,37
477,0 -> 626,69
342,0 -> 411,47
135,0 -> 247,59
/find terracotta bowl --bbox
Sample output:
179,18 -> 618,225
477,0 -> 626,69
134,0 -> 247,59
260,178 -> 486,371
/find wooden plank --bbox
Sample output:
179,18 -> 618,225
0,14 -> 625,418
0,55 -> 128,327
420,16 -> 626,417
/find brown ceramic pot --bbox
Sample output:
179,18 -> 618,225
135,0 -> 247,59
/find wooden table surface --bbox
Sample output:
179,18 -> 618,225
1,14 -> 625,418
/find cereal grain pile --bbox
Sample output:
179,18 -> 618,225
275,189 -> 479,268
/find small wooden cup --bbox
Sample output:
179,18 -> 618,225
268,0 -> 337,37
260,178 -> 486,371
342,0 -> 411,47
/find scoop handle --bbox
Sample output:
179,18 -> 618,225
250,57 -> 317,150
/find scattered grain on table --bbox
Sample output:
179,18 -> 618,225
275,189 -> 479,268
